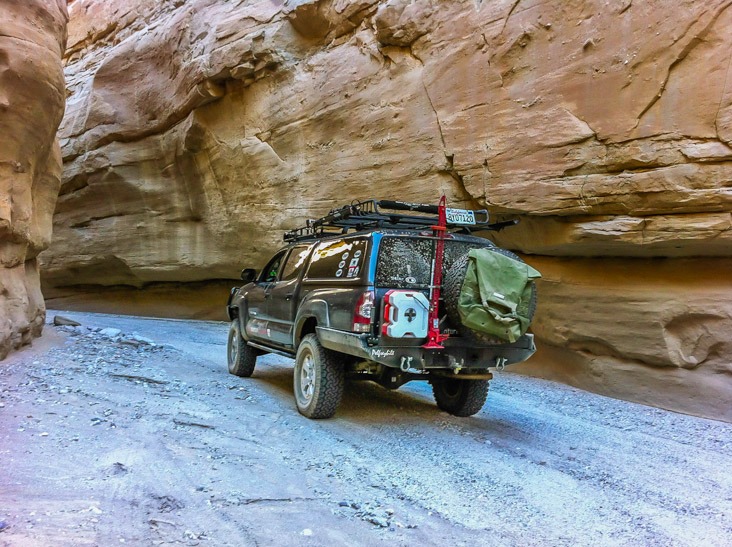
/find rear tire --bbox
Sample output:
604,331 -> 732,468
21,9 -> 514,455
443,248 -> 537,344
431,377 -> 489,417
227,319 -> 256,377
294,334 -> 344,419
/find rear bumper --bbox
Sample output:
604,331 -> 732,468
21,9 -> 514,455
316,327 -> 535,371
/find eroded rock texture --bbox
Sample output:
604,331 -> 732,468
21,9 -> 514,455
46,0 -> 732,420
0,0 -> 67,358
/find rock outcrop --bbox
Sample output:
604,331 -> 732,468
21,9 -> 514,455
0,0 -> 67,358
44,0 -> 732,420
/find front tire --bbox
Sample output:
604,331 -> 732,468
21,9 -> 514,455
227,319 -> 256,377
294,334 -> 344,419
430,377 -> 489,417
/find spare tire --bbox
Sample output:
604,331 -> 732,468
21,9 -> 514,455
442,248 -> 537,344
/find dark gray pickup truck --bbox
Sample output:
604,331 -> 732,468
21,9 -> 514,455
226,199 -> 538,419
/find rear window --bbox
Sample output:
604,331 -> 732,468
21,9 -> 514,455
305,238 -> 369,280
375,236 -> 486,288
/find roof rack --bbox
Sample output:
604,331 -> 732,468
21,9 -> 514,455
283,199 -> 518,242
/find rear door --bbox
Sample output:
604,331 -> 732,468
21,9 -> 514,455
266,244 -> 313,347
373,235 -> 484,336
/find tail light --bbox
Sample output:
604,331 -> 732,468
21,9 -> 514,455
353,290 -> 374,333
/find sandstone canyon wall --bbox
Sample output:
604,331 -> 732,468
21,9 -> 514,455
44,0 -> 732,420
0,0 -> 67,358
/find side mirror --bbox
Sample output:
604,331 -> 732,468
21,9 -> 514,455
240,268 -> 257,283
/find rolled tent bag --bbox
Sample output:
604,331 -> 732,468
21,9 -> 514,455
458,248 -> 541,343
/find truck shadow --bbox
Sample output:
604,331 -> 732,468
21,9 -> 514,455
251,363 -> 438,417
246,357 -> 537,441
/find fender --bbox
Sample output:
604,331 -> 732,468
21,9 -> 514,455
293,297 -> 331,346
226,286 -> 240,320
227,287 -> 253,340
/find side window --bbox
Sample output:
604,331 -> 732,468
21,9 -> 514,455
306,238 -> 369,279
260,250 -> 287,283
280,245 -> 312,281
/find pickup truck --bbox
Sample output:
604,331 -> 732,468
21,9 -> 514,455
226,199 -> 538,419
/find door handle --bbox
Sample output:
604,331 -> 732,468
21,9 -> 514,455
285,293 -> 294,300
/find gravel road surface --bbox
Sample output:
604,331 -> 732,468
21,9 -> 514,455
1,311 -> 730,546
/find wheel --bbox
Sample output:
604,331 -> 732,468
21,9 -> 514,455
431,377 -> 489,417
294,334 -> 345,419
442,248 -> 537,344
227,319 -> 256,377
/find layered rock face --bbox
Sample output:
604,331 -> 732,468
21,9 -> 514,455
46,0 -> 732,420
0,0 -> 67,358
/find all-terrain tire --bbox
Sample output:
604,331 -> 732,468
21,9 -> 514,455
430,377 -> 490,417
227,319 -> 256,377
294,334 -> 345,419
442,248 -> 537,344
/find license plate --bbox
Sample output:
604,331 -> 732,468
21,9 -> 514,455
446,208 -> 476,225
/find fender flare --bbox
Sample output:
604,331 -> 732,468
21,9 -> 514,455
293,298 -> 331,346
227,289 -> 252,340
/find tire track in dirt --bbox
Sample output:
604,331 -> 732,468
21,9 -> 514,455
2,311 -> 730,546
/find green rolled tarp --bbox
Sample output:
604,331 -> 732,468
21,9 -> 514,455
458,248 -> 542,343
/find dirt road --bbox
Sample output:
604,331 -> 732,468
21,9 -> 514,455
1,311 -> 731,546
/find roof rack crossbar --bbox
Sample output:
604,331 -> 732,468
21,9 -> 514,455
283,199 -> 514,242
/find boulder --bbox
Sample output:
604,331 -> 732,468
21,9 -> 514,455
53,315 -> 81,327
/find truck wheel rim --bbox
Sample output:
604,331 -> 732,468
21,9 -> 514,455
228,327 -> 238,366
299,354 -> 315,403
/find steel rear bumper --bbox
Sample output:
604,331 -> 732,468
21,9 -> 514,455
316,327 -> 535,371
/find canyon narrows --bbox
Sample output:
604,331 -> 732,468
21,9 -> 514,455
37,0 -> 732,420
